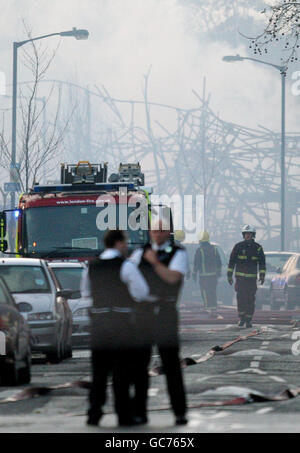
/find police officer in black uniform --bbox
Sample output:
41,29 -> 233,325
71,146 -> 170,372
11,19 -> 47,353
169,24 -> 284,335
81,230 -> 151,427
227,225 -> 266,328
131,220 -> 189,425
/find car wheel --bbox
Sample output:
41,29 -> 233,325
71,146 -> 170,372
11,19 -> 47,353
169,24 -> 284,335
284,288 -> 295,311
270,291 -> 280,310
1,355 -> 19,386
18,353 -> 31,385
46,339 -> 62,364
64,335 -> 73,359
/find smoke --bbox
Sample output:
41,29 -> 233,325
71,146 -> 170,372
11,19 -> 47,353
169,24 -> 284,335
0,1 -> 299,133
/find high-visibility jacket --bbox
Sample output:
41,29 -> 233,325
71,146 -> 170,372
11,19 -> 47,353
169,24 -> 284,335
193,242 -> 222,277
227,239 -> 266,279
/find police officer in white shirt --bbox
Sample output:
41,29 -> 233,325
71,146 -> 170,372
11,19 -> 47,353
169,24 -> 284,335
83,229 -> 153,427
130,220 -> 189,426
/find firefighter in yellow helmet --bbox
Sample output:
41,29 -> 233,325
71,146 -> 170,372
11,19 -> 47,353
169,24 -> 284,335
174,230 -> 185,244
192,231 -> 222,317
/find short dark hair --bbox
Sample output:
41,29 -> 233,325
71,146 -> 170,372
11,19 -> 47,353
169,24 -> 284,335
104,230 -> 127,248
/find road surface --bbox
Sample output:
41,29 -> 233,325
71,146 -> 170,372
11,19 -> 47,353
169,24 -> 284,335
0,311 -> 299,432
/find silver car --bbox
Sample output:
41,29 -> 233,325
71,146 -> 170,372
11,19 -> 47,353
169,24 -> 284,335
48,262 -> 92,347
0,258 -> 73,363
255,252 -> 295,309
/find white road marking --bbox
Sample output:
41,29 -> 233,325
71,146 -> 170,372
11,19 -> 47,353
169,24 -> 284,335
72,350 -> 91,359
269,375 -> 286,383
256,407 -> 274,415
0,390 -> 20,400
227,368 -> 267,375
250,361 -> 260,368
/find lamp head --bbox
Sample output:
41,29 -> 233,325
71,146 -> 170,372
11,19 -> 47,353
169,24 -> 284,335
60,27 -> 89,40
223,54 -> 244,62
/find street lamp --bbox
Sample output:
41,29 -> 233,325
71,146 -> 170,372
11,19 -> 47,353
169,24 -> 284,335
223,54 -> 287,251
11,27 -> 89,208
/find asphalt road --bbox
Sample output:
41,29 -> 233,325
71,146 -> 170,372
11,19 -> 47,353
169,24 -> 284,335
0,312 -> 300,433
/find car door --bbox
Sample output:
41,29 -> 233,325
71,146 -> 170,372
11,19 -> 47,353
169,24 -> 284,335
0,277 -> 28,362
46,266 -> 71,342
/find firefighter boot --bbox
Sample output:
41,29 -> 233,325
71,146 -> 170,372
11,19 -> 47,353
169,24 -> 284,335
238,318 -> 245,327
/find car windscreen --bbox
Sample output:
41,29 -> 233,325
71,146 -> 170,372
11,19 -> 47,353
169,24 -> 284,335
0,266 -> 50,293
51,267 -> 84,292
266,254 -> 293,272
24,205 -> 149,253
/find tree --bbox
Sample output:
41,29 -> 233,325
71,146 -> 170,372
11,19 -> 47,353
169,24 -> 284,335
0,24 -> 72,194
244,1 -> 300,65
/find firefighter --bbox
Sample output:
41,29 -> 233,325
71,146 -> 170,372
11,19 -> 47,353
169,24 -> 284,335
174,230 -> 190,280
81,230 -> 152,427
227,225 -> 266,328
130,220 -> 189,426
174,230 -> 185,244
192,231 -> 222,317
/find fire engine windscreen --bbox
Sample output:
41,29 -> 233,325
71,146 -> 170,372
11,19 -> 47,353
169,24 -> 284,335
24,205 -> 148,253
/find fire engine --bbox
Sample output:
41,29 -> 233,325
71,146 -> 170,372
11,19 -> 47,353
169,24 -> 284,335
0,161 -> 161,261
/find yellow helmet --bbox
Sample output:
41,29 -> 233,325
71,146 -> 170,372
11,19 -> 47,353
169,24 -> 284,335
198,231 -> 210,242
174,230 -> 185,242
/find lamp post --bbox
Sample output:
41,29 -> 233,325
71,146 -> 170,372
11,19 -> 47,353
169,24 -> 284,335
223,54 -> 287,251
11,27 -> 89,208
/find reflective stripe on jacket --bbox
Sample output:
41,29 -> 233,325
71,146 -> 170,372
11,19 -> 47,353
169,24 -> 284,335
227,240 -> 266,279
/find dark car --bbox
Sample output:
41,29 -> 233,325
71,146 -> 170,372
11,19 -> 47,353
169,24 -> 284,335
270,253 -> 300,310
0,276 -> 31,385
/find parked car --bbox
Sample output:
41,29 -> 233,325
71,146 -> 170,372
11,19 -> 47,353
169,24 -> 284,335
180,242 -> 234,306
48,262 -> 91,347
0,258 -> 73,363
269,253 -> 300,310
0,276 -> 31,385
256,251 -> 295,309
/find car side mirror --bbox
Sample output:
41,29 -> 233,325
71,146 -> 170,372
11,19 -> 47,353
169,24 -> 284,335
57,289 -> 74,299
70,290 -> 81,299
57,289 -> 81,299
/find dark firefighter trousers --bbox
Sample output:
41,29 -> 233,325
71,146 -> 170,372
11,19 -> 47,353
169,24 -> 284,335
235,277 -> 257,320
132,306 -> 187,418
199,275 -> 218,309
